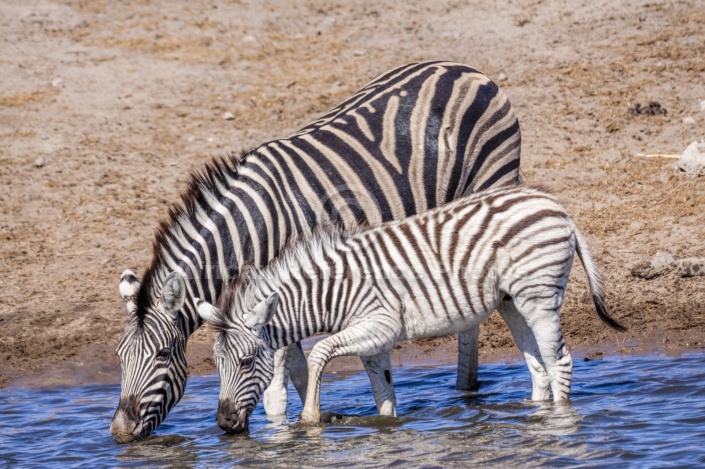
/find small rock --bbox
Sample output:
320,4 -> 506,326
676,258 -> 705,278
353,49 -> 367,56
222,111 -> 235,120
584,351 -> 603,362
676,139 -> 705,176
630,251 -> 675,279
682,116 -> 695,125
652,251 -> 676,271
631,262 -> 659,279
700,100 -> 705,112
321,17 -> 336,29
628,101 -> 667,116
440,32 -> 461,40
242,35 -> 257,43
34,157 -> 45,168
497,72 -> 508,82
51,78 -> 64,88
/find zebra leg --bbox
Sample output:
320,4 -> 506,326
263,342 -> 309,416
515,297 -> 573,402
456,327 -> 479,391
361,351 -> 397,417
287,341 -> 309,404
262,347 -> 290,416
301,318 -> 399,424
497,297 -> 551,401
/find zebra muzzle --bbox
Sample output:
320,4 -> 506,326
110,396 -> 143,443
216,399 -> 251,434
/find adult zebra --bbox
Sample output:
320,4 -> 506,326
110,61 -> 521,443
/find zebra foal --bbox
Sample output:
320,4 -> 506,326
195,186 -> 625,430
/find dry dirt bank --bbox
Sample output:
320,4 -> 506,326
1,0 -> 704,389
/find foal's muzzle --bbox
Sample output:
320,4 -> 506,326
216,398 -> 251,434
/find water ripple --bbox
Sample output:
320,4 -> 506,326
1,353 -> 704,467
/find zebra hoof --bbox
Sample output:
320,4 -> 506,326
300,408 -> 321,424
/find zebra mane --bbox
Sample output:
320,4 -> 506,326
216,224 -> 365,324
135,150 -> 251,319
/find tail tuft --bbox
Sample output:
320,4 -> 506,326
574,226 -> 627,333
592,293 -> 627,332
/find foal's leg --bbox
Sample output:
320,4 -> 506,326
301,316 -> 399,424
361,351 -> 397,417
497,297 -> 551,401
514,294 -> 573,402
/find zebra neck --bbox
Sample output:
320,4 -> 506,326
258,234 -> 347,350
266,291 -> 336,351
143,153 -> 300,341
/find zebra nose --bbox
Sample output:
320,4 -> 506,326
110,396 -> 141,443
216,399 -> 249,433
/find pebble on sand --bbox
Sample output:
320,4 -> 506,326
676,139 -> 705,176
630,251 -> 675,280
632,252 -> 705,279
223,112 -> 235,120
676,258 -> 705,278
628,101 -> 667,115
35,157 -> 45,168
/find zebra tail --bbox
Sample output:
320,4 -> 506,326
573,225 -> 627,332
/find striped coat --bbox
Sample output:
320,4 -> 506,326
111,61 -> 521,442
196,186 -> 625,430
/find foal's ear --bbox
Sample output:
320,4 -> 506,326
161,271 -> 186,319
119,269 -> 140,315
244,292 -> 279,332
195,298 -> 219,324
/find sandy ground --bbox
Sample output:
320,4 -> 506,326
1,0 -> 704,390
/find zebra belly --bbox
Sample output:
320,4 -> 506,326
396,297 -> 489,342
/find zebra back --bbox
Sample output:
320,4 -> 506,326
133,61 -> 521,336
213,186 -> 623,350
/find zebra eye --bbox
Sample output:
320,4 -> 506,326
156,348 -> 171,361
240,355 -> 254,370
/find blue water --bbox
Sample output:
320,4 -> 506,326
1,354 -> 705,467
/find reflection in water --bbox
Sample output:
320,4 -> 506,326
120,434 -> 198,468
1,354 -> 705,467
529,402 -> 582,436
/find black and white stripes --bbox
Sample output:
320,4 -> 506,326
110,61 -> 523,442
197,186 -> 625,430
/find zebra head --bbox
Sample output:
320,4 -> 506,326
110,269 -> 188,444
195,293 -> 279,434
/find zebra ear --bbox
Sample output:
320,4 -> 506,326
119,269 -> 140,315
244,292 -> 279,332
195,298 -> 218,324
161,271 -> 186,319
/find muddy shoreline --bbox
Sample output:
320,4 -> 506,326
1,0 -> 704,390
6,328 -> 704,390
